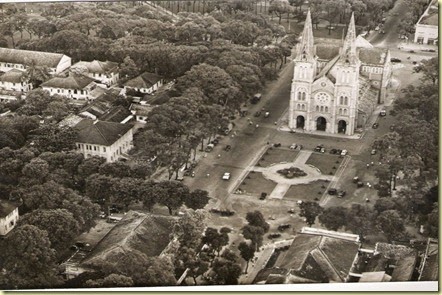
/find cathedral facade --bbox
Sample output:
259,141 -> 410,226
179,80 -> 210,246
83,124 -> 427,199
289,12 -> 392,136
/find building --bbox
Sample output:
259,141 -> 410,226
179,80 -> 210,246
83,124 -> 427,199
71,60 -> 119,86
0,48 -> 71,74
123,72 -> 164,96
74,119 -> 134,162
418,238 -> 438,281
41,74 -> 98,101
289,11 -> 391,136
0,69 -> 31,101
130,103 -> 154,123
0,200 -> 20,236
414,0 -> 438,45
63,211 -> 177,279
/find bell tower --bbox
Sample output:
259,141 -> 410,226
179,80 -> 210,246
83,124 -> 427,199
333,13 -> 360,135
289,10 -> 317,130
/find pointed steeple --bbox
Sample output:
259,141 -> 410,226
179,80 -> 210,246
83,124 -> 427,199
341,12 -> 358,63
296,10 -> 314,61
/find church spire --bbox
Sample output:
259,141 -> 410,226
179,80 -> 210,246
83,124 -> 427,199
296,10 -> 314,61
341,12 -> 357,62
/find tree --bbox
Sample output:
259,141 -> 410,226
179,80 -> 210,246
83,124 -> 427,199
0,225 -> 60,289
119,56 -> 139,80
85,274 -> 134,288
172,208 -> 208,250
242,225 -> 264,251
375,210 -> 406,241
202,227 -> 229,256
413,57 -> 438,85
21,158 -> 49,184
30,124 -> 78,153
238,241 -> 255,274
345,204 -> 376,240
269,0 -> 293,24
210,249 -> 242,285
318,206 -> 347,231
175,246 -> 209,285
245,210 -> 270,233
184,189 -> 210,210
20,209 -> 80,251
111,177 -> 144,210
299,201 -> 323,226
154,180 -> 189,215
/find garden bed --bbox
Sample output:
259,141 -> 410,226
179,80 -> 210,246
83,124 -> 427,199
256,148 -> 299,168
284,180 -> 329,202
238,171 -> 277,197
305,153 -> 342,175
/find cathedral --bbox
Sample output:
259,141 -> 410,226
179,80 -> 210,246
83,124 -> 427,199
289,12 -> 392,136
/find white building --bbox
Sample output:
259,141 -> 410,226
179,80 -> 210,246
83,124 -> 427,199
289,12 -> 391,136
414,0 -> 438,45
129,103 -> 154,123
0,200 -> 20,236
74,119 -> 134,162
123,72 -> 164,95
41,74 -> 99,101
0,69 -> 32,93
0,48 -> 71,75
71,60 -> 120,86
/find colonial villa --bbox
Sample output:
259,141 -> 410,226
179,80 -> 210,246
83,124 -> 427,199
0,69 -> 32,93
74,119 -> 134,162
0,48 -> 71,74
123,72 -> 164,95
71,60 -> 120,86
0,200 -> 20,236
414,0 -> 438,45
41,74 -> 98,101
289,11 -> 392,136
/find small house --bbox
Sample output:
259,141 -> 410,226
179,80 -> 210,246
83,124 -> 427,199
0,200 -> 20,236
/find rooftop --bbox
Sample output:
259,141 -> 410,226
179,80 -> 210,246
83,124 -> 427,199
72,60 -> 119,74
419,0 -> 438,26
358,48 -> 388,65
130,103 -> 154,116
0,69 -> 25,83
0,47 -> 69,68
359,271 -> 392,282
419,239 -> 439,281
82,211 -> 176,266
74,119 -> 133,146
99,105 -> 132,123
0,200 -> 20,218
41,75 -> 95,90
124,72 -> 163,89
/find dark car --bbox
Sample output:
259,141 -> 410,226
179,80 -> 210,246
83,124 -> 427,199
390,58 -> 401,62
338,190 -> 346,198
224,145 -> 232,151
273,143 -> 281,148
260,192 -> 267,200
328,188 -> 337,195
254,111 -> 262,117
357,181 -> 364,188
372,123 -> 379,129
278,224 -> 291,231
329,149 -> 337,154
268,233 -> 282,239
353,176 -> 359,183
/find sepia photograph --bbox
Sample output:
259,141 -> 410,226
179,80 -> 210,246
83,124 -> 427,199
0,0 -> 438,291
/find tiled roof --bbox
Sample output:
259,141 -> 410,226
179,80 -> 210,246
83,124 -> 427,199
41,75 -> 95,89
130,103 -> 154,116
72,60 -> 118,74
0,48 -> 67,68
99,105 -> 132,123
0,69 -> 25,83
359,48 -> 388,65
0,200 -> 19,218
74,119 -> 133,146
124,72 -> 163,89
58,114 -> 83,128
82,211 -> 176,265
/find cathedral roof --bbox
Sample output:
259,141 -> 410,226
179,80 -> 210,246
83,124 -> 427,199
355,36 -> 373,49
358,48 -> 388,65
316,44 -> 341,60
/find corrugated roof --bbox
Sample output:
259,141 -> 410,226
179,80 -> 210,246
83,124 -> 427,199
0,48 -> 67,68
41,75 -> 95,89
74,119 -> 133,146
124,72 -> 163,89
359,48 -> 388,65
72,60 -> 118,74
0,69 -> 24,83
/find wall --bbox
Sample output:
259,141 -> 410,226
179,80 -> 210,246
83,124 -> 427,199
0,208 -> 19,236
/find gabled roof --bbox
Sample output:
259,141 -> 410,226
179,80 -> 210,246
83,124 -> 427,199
41,75 -> 95,89
80,100 -> 113,118
359,48 -> 388,65
130,103 -> 154,116
0,200 -> 20,218
418,0 -> 438,26
0,69 -> 25,83
124,72 -> 163,89
355,35 -> 374,49
99,105 -> 132,123
373,242 -> 418,281
0,48 -> 68,68
82,211 -> 176,265
72,60 -> 119,74
74,119 -> 133,146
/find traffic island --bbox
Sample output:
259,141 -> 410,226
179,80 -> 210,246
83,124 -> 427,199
237,171 -> 277,198
305,153 -> 343,174
257,148 -> 299,168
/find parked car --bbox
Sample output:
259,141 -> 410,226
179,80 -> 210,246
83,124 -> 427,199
273,143 -> 281,148
260,192 -> 267,200
390,58 -> 401,62
288,208 -> 295,214
357,181 -> 364,188
338,190 -> 346,198
268,233 -> 281,239
372,123 -> 379,129
205,143 -> 214,152
320,147 -> 325,153
254,111 -> 261,117
278,224 -> 291,231
353,176 -> 359,183
290,143 -> 298,149
222,172 -> 231,180
328,188 -> 337,195
329,149 -> 338,154
340,149 -> 348,156
380,109 -> 387,116
224,145 -> 232,151
264,112 -> 270,118
251,93 -> 262,104
371,149 -> 377,155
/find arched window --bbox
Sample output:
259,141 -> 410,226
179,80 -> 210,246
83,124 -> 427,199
302,93 -> 306,100
297,103 -> 300,110
344,109 -> 348,115
320,106 -> 324,112
301,104 -> 305,110
344,96 -> 348,105
325,106 -> 328,112
346,71 -> 351,83
339,96 -> 343,105
316,106 -> 319,112
338,108 -> 342,115
297,92 -> 302,100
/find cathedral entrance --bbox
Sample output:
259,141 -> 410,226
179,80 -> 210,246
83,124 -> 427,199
296,116 -> 305,129
316,117 -> 326,131
338,120 -> 347,134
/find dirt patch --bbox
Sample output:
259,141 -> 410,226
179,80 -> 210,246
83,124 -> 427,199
256,148 -> 299,168
284,180 -> 328,202
306,153 -> 343,175
238,171 -> 277,197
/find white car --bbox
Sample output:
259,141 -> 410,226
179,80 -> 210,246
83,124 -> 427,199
222,172 -> 231,180
290,143 -> 297,149
341,149 -> 348,156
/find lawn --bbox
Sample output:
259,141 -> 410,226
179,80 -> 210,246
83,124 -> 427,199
238,171 -> 277,197
256,148 -> 299,168
305,153 -> 343,175
284,180 -> 329,202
